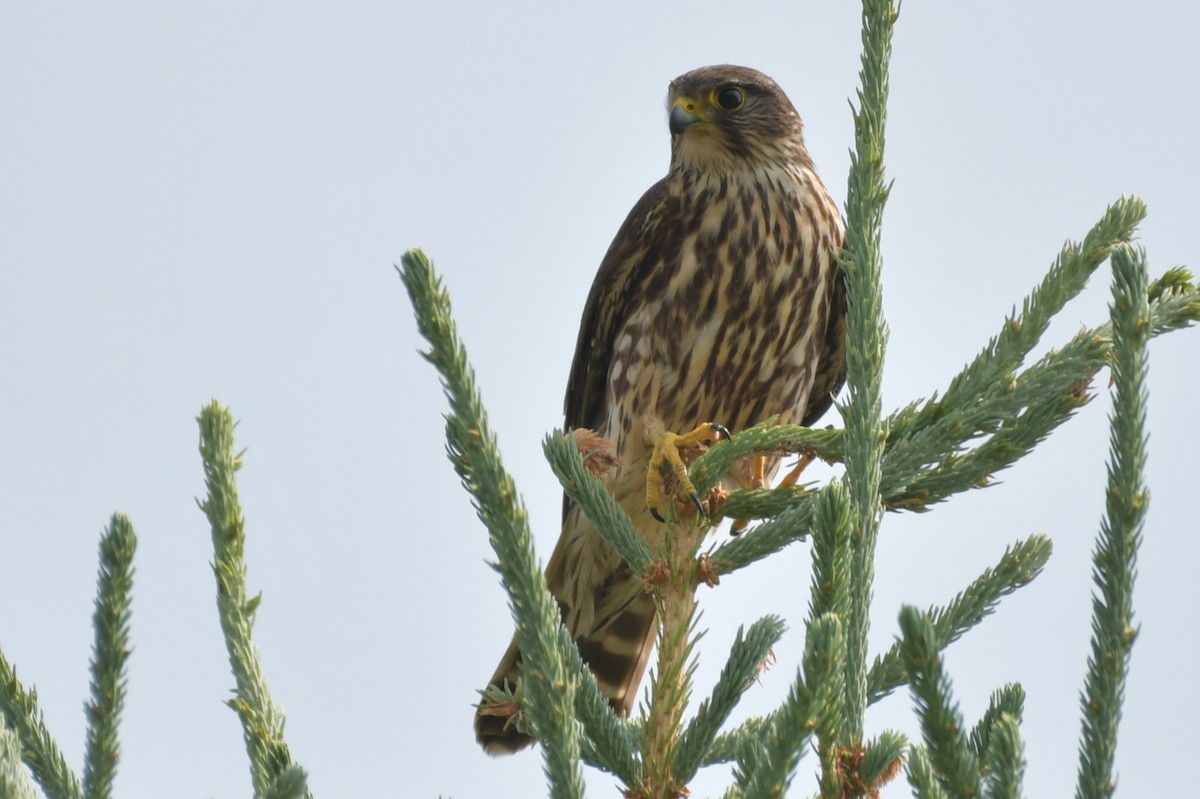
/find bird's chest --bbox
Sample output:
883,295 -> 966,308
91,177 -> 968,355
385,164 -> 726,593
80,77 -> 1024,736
606,174 -> 825,438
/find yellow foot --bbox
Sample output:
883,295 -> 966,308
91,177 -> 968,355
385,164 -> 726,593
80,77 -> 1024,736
646,422 -> 729,522
729,450 -> 816,535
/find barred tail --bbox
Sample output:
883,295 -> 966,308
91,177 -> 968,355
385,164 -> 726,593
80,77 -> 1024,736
474,590 -> 658,755
475,639 -> 535,754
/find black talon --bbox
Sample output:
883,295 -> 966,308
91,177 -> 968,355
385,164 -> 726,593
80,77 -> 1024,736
710,423 -> 731,440
650,508 -> 665,523
690,492 -> 706,516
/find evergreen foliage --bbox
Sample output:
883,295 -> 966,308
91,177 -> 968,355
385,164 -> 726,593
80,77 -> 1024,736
395,0 -> 1198,796
0,1 -> 1195,797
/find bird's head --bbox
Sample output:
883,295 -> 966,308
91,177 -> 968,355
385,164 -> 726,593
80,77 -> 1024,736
666,65 -> 809,173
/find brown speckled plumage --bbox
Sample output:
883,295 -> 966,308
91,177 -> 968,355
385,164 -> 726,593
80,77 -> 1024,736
476,65 -> 846,754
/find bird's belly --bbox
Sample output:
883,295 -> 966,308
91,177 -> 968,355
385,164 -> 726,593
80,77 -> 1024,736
603,263 -> 820,457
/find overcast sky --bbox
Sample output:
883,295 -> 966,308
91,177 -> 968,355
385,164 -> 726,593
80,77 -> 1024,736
2,1 -> 1197,797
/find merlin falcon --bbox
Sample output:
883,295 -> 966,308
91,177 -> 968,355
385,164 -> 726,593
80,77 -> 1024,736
475,65 -> 847,753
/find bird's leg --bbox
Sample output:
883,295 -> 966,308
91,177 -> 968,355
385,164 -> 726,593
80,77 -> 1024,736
729,455 -> 766,535
647,422 -> 729,522
728,449 -> 816,535
778,450 -> 816,488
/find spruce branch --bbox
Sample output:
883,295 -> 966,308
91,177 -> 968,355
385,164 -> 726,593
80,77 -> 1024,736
688,419 -> 841,497
702,273 -> 1197,551
672,616 -> 786,785
880,275 -> 1197,511
969,683 -> 1026,763
710,495 -> 817,577
809,482 -> 854,791
556,627 -> 641,785
397,250 -> 585,799
840,0 -> 896,744
197,402 -> 311,799
808,482 -> 853,638
699,716 -> 770,768
83,513 -> 137,799
899,606 -> 981,798
0,692 -> 40,799
640,516 -> 709,799
906,747 -> 950,799
886,197 -> 1146,465
544,430 -> 653,573
1075,245 -> 1151,799
262,765 -> 311,799
735,613 -> 844,799
858,730 -> 907,795
0,655 -> 81,799
982,714 -> 1025,799
867,535 -> 1051,703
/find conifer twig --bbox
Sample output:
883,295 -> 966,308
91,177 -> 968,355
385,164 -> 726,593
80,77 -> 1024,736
556,626 -> 640,784
688,419 -> 841,495
197,402 -> 311,799
969,683 -> 1026,760
906,747 -> 950,799
262,765 -> 312,799
867,535 -> 1052,703
983,714 -> 1025,799
1075,245 -> 1150,799
807,482 -> 854,794
859,730 -> 908,796
709,494 -> 817,576
544,430 -> 653,572
840,0 -> 896,743
886,196 -> 1146,461
640,517 -> 706,799
899,606 -> 981,798
699,716 -> 770,768
734,614 -> 844,799
672,616 -> 786,785
0,687 -> 40,799
83,513 -> 137,799
398,250 -> 584,799
707,273 -> 1196,576
0,656 -> 82,799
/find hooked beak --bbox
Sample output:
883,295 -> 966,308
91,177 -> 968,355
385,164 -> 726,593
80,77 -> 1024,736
669,100 -> 703,135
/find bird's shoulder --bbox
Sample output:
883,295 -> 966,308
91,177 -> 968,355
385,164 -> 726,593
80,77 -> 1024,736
563,175 -> 677,430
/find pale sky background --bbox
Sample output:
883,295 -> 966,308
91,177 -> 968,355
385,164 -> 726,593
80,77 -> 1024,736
1,1 -> 1197,797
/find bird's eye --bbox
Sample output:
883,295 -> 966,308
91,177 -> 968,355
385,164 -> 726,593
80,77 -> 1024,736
714,86 -> 744,111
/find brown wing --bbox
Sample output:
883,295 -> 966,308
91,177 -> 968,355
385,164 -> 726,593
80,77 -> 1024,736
560,177 -> 671,520
564,177 -> 671,433
798,258 -> 847,427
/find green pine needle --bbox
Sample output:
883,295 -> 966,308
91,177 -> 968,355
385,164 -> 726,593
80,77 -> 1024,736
840,0 -> 896,739
197,402 -> 311,799
556,627 -> 641,784
906,746 -> 951,799
970,683 -> 1026,762
899,606 -> 981,798
83,514 -> 137,799
261,765 -> 311,799
543,429 -> 653,573
982,714 -> 1026,799
1074,245 -> 1151,799
0,662 -> 77,799
859,730 -> 908,794
868,536 -> 1052,703
735,614 -> 844,799
397,250 -> 585,799
673,616 -> 787,784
